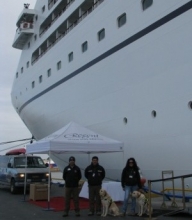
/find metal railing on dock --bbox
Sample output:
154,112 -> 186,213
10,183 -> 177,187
146,172 -> 192,219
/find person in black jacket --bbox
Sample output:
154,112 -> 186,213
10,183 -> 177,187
84,156 -> 105,216
121,157 -> 142,216
63,156 -> 82,217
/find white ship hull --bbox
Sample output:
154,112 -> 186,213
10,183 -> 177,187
11,0 -> 192,188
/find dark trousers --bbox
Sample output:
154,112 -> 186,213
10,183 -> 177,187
88,185 -> 101,212
64,187 -> 79,213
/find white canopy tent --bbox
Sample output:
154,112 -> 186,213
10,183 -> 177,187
26,122 -> 124,209
26,121 -> 123,154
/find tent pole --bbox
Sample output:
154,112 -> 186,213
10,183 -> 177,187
123,150 -> 124,166
21,152 -> 27,202
48,151 -> 50,207
43,150 -> 54,211
88,153 -> 90,164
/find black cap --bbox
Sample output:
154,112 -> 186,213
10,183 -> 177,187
92,156 -> 98,160
69,156 -> 75,161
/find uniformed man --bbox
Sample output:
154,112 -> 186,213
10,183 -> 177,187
84,156 -> 105,216
63,156 -> 82,217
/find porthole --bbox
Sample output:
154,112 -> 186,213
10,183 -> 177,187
142,0 -> 153,10
68,52 -> 73,62
151,110 -> 157,118
188,101 -> 192,110
82,41 -> 88,53
123,117 -> 128,124
98,29 -> 105,41
118,13 -> 126,28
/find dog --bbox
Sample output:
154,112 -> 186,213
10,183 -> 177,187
131,190 -> 153,217
99,189 -> 120,217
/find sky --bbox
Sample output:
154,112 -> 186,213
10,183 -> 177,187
0,0 -> 37,155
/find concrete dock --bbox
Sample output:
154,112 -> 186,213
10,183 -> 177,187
0,184 -> 191,220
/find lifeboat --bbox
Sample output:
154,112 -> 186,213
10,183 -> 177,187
5,148 -> 26,155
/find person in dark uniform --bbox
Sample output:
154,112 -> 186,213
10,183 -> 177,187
63,156 -> 82,217
121,157 -> 142,216
84,156 -> 105,216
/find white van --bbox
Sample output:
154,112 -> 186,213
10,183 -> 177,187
0,154 -> 49,193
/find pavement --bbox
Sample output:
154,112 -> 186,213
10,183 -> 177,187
0,183 -> 191,220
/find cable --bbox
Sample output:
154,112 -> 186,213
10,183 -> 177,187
0,141 -> 31,153
0,138 -> 33,145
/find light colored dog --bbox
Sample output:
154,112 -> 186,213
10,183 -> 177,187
99,189 -> 120,217
132,190 -> 153,217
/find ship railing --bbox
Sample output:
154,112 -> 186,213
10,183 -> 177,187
15,23 -> 34,38
32,0 -> 104,65
19,22 -> 34,30
48,0 -> 59,10
40,0 -> 75,37
146,173 -> 192,219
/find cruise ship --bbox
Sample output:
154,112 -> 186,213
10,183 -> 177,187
11,0 -> 192,188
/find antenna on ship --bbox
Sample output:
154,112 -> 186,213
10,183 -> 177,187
24,3 -> 30,9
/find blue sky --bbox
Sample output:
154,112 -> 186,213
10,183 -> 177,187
0,0 -> 37,154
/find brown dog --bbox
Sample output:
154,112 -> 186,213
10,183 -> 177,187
132,190 -> 153,216
99,189 -> 120,217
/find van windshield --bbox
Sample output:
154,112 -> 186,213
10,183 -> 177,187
14,157 -> 46,168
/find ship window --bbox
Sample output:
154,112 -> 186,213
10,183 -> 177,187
118,13 -> 126,27
35,15 -> 38,21
16,72 -> 18,78
21,67 -> 23,73
42,5 -> 45,13
26,61 -> 29,68
34,34 -> 37,41
32,81 -> 35,88
188,101 -> 192,110
57,61 -> 61,70
123,117 -> 128,124
82,41 -> 88,53
28,42 -> 30,48
39,75 -> 43,83
151,110 -> 157,118
47,68 -> 51,77
142,0 -> 153,10
98,29 -> 105,41
68,52 -> 73,62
